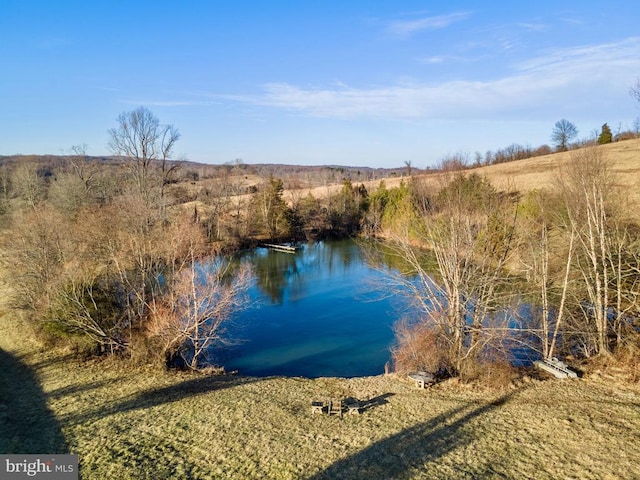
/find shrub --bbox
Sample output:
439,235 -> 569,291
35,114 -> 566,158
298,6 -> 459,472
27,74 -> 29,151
391,318 -> 452,375
458,355 -> 515,390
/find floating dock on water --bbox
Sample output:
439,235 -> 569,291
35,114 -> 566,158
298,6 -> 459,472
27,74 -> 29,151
534,357 -> 578,379
262,243 -> 298,253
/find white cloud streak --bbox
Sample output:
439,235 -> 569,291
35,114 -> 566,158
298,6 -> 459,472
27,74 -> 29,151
122,100 -> 216,107
224,37 -> 640,121
516,22 -> 548,33
387,12 -> 472,36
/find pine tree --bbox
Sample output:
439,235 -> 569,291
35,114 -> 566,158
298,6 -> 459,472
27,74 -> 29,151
597,123 -> 613,144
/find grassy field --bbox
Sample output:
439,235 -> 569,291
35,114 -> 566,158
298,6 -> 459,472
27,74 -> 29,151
473,139 -> 640,208
1,310 -> 640,479
283,139 -> 640,213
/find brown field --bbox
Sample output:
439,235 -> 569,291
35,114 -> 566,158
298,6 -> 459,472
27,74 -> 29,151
473,139 -> 640,207
283,139 -> 640,211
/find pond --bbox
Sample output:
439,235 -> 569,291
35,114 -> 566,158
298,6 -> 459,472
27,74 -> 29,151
219,239 -> 405,378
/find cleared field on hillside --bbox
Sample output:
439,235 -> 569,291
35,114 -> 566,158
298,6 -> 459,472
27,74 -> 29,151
474,139 -> 640,207
284,139 -> 640,212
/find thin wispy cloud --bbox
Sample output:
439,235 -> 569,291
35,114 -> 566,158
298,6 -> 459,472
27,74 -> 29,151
387,11 -> 472,37
126,100 -> 215,107
560,16 -> 585,26
418,53 -> 489,65
516,22 -> 549,32
224,37 -> 640,121
517,37 -> 640,74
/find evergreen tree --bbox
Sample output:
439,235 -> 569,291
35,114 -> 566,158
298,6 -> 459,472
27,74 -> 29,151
250,176 -> 291,239
597,123 -> 613,144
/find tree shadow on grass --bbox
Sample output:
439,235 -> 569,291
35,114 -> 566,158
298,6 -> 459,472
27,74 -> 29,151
61,373 -> 262,426
360,392 -> 394,412
307,390 -> 519,480
0,348 -> 68,454
47,380 -> 113,400
18,351 -> 78,372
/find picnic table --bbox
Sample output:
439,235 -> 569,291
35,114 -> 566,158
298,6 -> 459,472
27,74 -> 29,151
311,397 -> 361,416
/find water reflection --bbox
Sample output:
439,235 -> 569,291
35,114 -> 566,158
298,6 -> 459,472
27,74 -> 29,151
222,240 -> 402,378
243,241 -> 368,305
248,248 -> 302,304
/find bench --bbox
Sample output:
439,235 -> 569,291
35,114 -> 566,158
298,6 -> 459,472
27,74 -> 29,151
344,399 -> 361,415
408,371 -> 435,389
311,400 -> 327,414
328,398 -> 343,417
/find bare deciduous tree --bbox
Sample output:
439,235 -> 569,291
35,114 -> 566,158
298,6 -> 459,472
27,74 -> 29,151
631,78 -> 640,105
49,146 -> 100,216
68,144 -> 99,193
551,119 -> 578,152
12,162 -> 45,209
148,248 -> 252,370
558,147 -> 631,355
518,191 -> 575,359
107,107 -> 180,211
387,173 -> 518,375
202,161 -> 249,243
2,205 -> 67,313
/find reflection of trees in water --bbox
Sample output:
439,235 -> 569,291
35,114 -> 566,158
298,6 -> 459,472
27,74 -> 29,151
363,239 -> 436,276
316,239 -> 361,272
251,249 -> 301,304
251,250 -> 302,304
248,240 -> 365,304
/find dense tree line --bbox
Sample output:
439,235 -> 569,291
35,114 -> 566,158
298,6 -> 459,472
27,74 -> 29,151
378,148 -> 640,381
0,108 -> 381,370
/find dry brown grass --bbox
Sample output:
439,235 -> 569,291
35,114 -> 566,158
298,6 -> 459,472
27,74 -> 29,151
471,139 -> 640,209
282,139 -> 640,215
2,309 -> 640,479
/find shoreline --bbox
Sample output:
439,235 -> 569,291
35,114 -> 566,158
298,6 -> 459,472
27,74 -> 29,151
2,311 -> 640,479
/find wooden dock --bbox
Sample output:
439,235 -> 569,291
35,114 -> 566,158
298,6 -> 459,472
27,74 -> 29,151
262,243 -> 298,253
534,358 -> 577,379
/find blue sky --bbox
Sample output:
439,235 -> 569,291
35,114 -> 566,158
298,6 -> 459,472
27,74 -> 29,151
2,1 -> 639,168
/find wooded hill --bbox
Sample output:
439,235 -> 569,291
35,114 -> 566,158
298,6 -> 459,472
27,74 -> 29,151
2,137 -> 638,211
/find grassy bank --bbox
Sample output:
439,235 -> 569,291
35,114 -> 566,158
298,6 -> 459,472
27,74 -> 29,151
1,312 -> 640,480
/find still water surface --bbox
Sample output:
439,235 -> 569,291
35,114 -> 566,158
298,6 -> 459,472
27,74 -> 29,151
221,239 -> 403,378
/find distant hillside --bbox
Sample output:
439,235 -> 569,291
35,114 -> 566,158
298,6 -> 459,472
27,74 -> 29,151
2,139 -> 638,210
283,139 -> 640,210
0,153 -> 411,189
